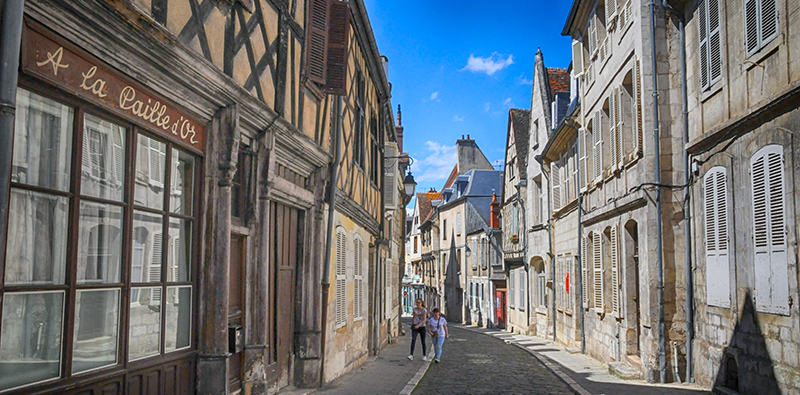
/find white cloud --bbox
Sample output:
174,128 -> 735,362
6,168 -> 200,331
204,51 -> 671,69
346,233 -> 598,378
517,73 -> 533,85
462,52 -> 514,75
503,98 -> 515,108
422,91 -> 441,102
413,141 -> 458,183
484,102 -> 491,112
453,115 -> 464,122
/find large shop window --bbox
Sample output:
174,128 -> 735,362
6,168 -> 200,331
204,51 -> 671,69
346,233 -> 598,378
0,88 -> 198,391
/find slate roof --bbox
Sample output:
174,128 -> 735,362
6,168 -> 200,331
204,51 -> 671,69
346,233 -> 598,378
508,108 -> 531,181
547,67 -> 570,94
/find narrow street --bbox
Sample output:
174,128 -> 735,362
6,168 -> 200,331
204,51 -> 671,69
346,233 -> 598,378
413,325 -> 574,394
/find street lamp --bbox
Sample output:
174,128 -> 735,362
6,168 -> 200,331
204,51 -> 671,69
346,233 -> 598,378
403,170 -> 416,199
465,245 -> 472,258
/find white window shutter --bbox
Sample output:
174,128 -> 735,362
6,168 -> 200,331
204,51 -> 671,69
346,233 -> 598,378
605,0 -> 617,24
509,270 -> 515,308
611,225 -> 620,315
634,60 -> 643,157
336,229 -> 347,327
150,233 -> 163,303
705,167 -> 730,307
593,231 -> 603,309
472,239 -> 478,270
384,143 -> 397,209
551,161 -> 561,211
583,235 -> 591,308
594,111 -> 603,180
745,0 -> 759,56
579,128 -> 587,191
112,125 -> 125,185
708,0 -> 722,85
615,88 -> 624,168
573,40 -> 584,75
609,93 -> 618,170
761,0 -> 778,48
354,238 -> 363,319
698,0 -> 709,90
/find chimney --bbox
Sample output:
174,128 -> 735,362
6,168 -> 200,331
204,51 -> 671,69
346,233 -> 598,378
395,104 -> 404,152
490,192 -> 500,229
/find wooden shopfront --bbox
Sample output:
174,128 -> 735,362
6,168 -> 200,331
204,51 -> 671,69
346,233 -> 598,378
0,21 -> 203,394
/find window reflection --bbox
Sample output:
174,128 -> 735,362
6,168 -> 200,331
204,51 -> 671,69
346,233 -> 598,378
135,134 -> 166,210
5,189 -> 69,286
81,114 -> 126,201
77,201 -> 123,284
132,211 -> 163,284
170,148 -> 194,215
129,287 -> 161,361
0,292 -> 64,390
73,289 -> 119,373
167,217 -> 191,282
165,287 -> 191,351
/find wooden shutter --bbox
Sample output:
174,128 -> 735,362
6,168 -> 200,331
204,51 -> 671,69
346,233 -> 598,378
761,0 -> 778,48
324,0 -> 350,95
335,229 -> 347,327
551,161 -> 561,211
705,167 -> 730,307
634,60 -> 643,157
698,0 -> 709,90
609,93 -> 618,170
593,231 -> 603,309
572,40 -> 584,75
149,138 -> 165,187
615,88 -> 624,168
611,225 -> 620,315
745,0 -> 759,55
354,238 -> 363,319
384,143 -> 397,209
472,239 -> 478,270
605,0 -> 617,24
519,267 -> 525,310
305,0 -> 329,84
708,0 -> 722,85
751,146 -> 788,314
509,270 -> 515,308
593,111 -> 603,181
579,128 -> 588,191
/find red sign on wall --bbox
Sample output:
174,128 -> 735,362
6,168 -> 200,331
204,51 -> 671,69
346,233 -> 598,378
566,273 -> 570,293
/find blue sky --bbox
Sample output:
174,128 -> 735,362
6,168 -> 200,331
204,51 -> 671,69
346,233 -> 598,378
362,0 -> 575,206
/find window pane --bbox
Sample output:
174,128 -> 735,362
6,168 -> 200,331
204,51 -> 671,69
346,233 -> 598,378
170,148 -> 194,215
134,134 -> 166,210
129,286 -> 161,360
132,210 -> 163,283
165,286 -> 192,351
0,291 -> 64,390
167,217 -> 192,282
12,89 -> 73,192
5,189 -> 69,286
77,201 -> 123,284
81,114 -> 126,201
73,289 -> 120,373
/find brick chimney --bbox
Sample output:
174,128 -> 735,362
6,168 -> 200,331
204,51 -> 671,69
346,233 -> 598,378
490,192 -> 500,229
395,104 -> 404,152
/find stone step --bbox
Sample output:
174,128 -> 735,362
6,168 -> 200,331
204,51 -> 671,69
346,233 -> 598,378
608,361 -> 643,380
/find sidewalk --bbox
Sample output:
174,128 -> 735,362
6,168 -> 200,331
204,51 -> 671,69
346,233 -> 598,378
453,323 -> 713,395
312,318 -> 432,395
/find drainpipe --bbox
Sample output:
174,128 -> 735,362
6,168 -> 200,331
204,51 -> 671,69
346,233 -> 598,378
649,0 -> 667,384
662,0 -> 692,382
0,0 -> 26,272
516,183 -> 530,332
319,95 -> 343,387
564,120 -> 585,354
535,155 -> 556,342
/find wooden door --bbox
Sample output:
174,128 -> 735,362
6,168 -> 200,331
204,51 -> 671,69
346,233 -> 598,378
268,202 -> 303,387
228,234 -> 245,392
495,290 -> 506,329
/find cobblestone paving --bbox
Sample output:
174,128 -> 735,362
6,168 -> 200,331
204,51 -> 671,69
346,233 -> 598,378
413,326 -> 575,395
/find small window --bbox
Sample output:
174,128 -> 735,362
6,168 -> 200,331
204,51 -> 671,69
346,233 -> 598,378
744,0 -> 778,57
699,0 -> 722,90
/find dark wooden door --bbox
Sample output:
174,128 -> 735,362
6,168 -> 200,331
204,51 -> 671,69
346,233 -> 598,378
269,202 -> 303,387
228,234 -> 245,392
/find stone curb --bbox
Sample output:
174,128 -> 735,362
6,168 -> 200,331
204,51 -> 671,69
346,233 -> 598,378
399,349 -> 434,395
452,324 -> 589,395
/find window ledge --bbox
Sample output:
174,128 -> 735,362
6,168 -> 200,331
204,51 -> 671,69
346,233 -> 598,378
700,80 -> 725,104
535,306 -> 548,315
745,34 -> 782,70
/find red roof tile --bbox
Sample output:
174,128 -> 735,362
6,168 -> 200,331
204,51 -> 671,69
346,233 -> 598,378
547,68 -> 570,94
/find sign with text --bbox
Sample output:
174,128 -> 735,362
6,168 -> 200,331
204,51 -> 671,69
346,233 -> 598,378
22,26 -> 205,151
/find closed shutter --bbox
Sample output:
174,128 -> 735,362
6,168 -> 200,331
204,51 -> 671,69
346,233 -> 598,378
583,234 -> 591,308
572,40 -> 584,75
761,0 -> 778,50
112,125 -> 125,185
579,128 -> 588,190
509,270 -> 515,308
336,229 -> 347,327
519,267 -> 525,310
593,231 -> 603,309
634,61 -> 643,157
605,0 -> 617,24
324,0 -> 350,95
609,93 -> 618,170
611,225 -> 620,315
305,0 -> 329,84
551,161 -> 561,211
354,238 -> 363,319
751,146 -> 789,314
150,233 -> 163,303
472,239 -> 478,270
699,0 -> 709,89
705,167 -> 731,307
588,16 -> 597,56
708,0 -> 722,85
615,87 -> 624,168
745,0 -> 759,54
384,143 -> 397,209
593,111 -> 603,180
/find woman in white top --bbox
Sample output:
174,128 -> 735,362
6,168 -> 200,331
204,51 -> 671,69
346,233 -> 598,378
408,299 -> 428,361
428,308 -> 449,363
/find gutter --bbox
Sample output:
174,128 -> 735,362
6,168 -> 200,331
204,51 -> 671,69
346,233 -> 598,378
0,0 -> 25,277
649,0 -> 667,383
662,0 -> 692,382
319,95 -> 344,387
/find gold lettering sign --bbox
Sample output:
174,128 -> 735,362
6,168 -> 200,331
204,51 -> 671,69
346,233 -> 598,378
22,26 -> 204,151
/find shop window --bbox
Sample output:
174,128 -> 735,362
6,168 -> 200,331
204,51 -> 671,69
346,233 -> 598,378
0,87 -> 198,392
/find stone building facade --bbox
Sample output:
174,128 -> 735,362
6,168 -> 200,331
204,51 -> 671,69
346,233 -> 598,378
0,0 -> 401,394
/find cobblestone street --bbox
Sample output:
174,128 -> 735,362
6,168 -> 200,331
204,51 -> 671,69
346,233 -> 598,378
413,326 -> 574,395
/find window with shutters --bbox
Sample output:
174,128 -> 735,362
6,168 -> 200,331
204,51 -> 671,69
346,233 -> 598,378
610,225 -> 620,316
537,265 -> 547,308
750,145 -> 789,315
698,0 -> 723,91
370,114 -> 380,187
305,0 -> 329,85
551,161 -> 561,211
354,237 -> 364,320
620,73 -> 635,160
583,234 -> 592,309
324,0 -> 350,95
745,0 -> 778,57
535,178 -> 544,224
472,238 -> 478,270
335,228 -> 347,328
602,99 -> 613,175
579,129 -> 588,191
593,230 -> 604,311
384,143 -> 398,209
565,256 -> 573,312
353,71 -> 366,169
509,269 -> 515,308
704,167 -> 731,308
592,111 -> 603,182
518,268 -> 526,311
480,237 -> 488,269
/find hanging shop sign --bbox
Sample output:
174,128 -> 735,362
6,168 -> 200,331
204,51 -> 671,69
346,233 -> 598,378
22,25 -> 205,151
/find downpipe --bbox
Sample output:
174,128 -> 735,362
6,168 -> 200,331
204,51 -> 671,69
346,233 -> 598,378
649,0 -> 667,384
0,0 -> 26,273
319,95 -> 343,387
663,0 -> 693,383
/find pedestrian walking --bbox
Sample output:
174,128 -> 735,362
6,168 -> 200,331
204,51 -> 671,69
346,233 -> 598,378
428,308 -> 449,363
408,299 -> 428,361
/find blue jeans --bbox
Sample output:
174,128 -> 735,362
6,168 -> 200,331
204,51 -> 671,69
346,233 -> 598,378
432,335 -> 445,359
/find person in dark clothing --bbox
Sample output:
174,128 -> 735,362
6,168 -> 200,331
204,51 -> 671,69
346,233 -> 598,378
408,298 -> 428,361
